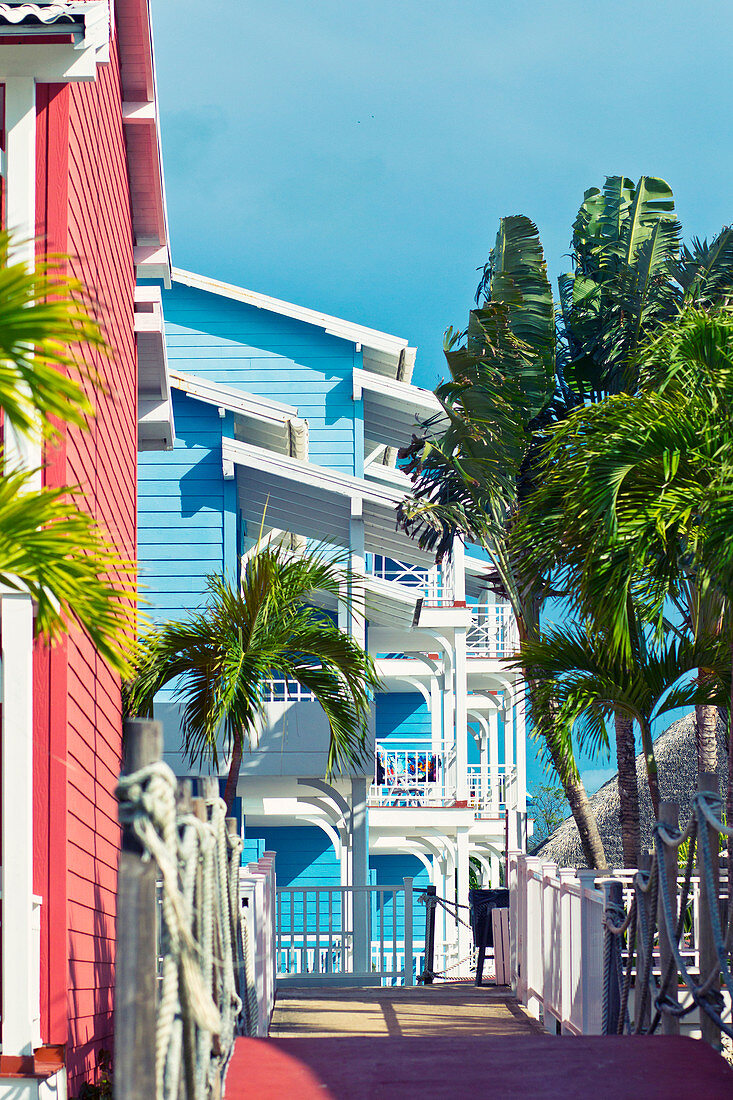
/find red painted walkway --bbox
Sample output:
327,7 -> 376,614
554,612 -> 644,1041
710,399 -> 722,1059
227,1034 -> 733,1099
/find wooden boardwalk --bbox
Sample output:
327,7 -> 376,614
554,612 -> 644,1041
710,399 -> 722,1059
226,983 -> 733,1099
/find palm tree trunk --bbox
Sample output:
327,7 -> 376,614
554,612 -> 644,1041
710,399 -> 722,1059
614,713 -> 640,867
638,717 -> 660,819
695,688 -> 719,774
223,736 -> 243,812
542,716 -> 607,870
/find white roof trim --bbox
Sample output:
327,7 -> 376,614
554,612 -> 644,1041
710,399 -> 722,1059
171,267 -> 414,366
222,438 -> 406,509
353,366 -> 443,416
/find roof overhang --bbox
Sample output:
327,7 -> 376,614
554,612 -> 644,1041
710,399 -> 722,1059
222,437 -> 434,564
170,370 -> 308,461
171,268 -> 416,382
353,366 -> 446,451
117,0 -> 171,285
0,1 -> 110,76
135,285 -> 174,450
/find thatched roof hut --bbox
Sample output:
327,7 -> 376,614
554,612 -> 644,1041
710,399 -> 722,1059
532,712 -> 728,869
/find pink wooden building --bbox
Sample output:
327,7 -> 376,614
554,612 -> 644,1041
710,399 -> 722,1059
0,2 -> 172,1095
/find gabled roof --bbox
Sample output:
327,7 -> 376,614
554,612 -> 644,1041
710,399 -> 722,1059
171,268 -> 416,382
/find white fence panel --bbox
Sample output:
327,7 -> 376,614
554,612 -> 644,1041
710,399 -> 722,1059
276,879 -> 418,986
240,853 -> 277,1035
510,852 -> 605,1035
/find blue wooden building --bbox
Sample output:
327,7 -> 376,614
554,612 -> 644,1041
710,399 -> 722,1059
138,268 -> 527,979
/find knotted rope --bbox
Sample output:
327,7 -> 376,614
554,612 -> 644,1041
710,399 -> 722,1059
117,764 -> 251,1099
602,791 -> 733,1039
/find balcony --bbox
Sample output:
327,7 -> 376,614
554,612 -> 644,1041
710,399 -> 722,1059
369,746 -> 515,812
368,556 -> 455,607
465,602 -> 517,658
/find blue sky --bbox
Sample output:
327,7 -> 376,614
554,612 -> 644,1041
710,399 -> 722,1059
150,0 -> 732,793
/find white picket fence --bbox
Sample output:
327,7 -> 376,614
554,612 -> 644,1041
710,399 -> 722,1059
240,853 -> 277,1036
509,852 -> 715,1036
510,853 -> 609,1035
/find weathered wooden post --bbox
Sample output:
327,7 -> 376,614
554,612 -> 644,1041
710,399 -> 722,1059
698,773 -> 722,1049
658,801 -> 680,1036
115,718 -> 162,1100
422,885 -> 437,984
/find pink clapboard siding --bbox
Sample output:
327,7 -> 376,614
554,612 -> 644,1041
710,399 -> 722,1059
32,23 -> 138,1093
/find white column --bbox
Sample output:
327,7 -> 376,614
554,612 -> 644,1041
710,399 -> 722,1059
454,628 -> 468,803
489,708 -> 500,814
443,663 -> 455,800
2,595 -> 36,1056
349,501 -> 365,647
504,703 -> 514,775
456,827 -> 471,977
452,535 -> 466,604
351,777 -> 370,972
490,849 -> 500,888
478,721 -> 489,809
2,77 -> 41,1059
430,674 -> 441,757
516,680 -> 527,815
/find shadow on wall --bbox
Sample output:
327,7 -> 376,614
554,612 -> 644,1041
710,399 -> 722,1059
67,878 -> 116,1096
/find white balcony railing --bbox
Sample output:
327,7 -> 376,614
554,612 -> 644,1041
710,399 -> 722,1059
466,602 -> 516,658
467,764 -> 516,812
368,556 -> 454,606
262,678 -> 317,702
370,747 -> 515,811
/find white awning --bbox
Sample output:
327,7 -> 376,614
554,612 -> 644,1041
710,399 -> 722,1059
222,438 -> 434,565
170,370 -> 308,460
353,367 -> 447,450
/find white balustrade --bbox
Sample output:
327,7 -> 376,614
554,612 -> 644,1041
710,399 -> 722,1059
276,879 -> 417,986
370,747 -> 514,811
262,678 -> 318,702
240,853 -> 277,1035
509,852 -> 712,1037
368,556 -> 454,605
510,852 -> 606,1035
466,602 -> 517,658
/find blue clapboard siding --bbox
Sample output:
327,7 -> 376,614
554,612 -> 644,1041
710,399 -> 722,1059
375,693 -> 431,748
138,390 -> 226,622
162,284 -> 358,476
242,825 -> 340,888
244,825 -> 341,936
370,854 -> 429,943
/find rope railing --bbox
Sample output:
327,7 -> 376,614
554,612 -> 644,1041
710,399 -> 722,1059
602,774 -> 732,1047
115,719 -> 263,1100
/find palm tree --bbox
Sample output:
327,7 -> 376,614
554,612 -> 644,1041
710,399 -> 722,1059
517,622 -> 729,866
127,546 -> 381,809
518,309 -> 733,863
399,182 -> 733,865
0,233 -> 135,671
